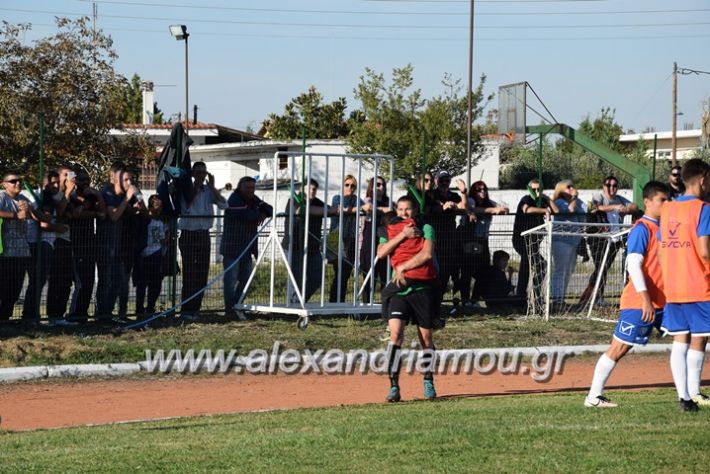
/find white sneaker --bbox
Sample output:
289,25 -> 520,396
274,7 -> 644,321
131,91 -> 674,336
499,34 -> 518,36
584,395 -> 618,408
691,393 -> 710,407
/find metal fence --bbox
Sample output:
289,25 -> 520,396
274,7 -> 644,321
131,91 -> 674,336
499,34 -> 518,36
0,212 -> 632,322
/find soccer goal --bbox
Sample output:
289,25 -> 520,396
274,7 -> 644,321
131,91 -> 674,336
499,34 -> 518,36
520,219 -> 632,321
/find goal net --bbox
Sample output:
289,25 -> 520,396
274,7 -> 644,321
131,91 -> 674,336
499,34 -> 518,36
521,219 -> 632,321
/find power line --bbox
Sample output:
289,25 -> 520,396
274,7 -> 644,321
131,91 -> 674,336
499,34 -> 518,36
364,0 -> 608,3
630,73 -> 673,127
77,0 -> 710,17
3,8 -> 708,30
22,22 -> 710,42
678,68 -> 710,76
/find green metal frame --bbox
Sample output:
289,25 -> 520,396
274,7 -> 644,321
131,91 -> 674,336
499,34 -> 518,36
526,123 -> 650,206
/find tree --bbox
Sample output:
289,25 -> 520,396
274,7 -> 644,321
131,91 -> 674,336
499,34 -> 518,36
0,18 -> 153,183
567,108 -> 649,188
121,73 -> 143,124
348,65 -> 493,180
499,139 -> 575,189
501,108 -> 651,189
118,73 -> 168,125
152,101 -> 165,125
263,86 -> 350,139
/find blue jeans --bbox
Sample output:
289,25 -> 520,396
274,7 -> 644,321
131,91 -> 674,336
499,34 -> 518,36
96,244 -> 122,317
223,254 -> 253,310
551,238 -> 580,302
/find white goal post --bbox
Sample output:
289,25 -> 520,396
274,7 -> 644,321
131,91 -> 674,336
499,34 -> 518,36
520,219 -> 633,321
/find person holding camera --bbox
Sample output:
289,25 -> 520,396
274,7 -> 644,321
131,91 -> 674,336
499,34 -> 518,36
67,169 -> 105,322
96,162 -> 145,321
22,170 -> 70,321
44,166 -> 80,322
178,161 -> 226,319
220,176 -> 273,319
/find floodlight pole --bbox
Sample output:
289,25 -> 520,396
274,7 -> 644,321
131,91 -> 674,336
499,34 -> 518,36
183,32 -> 189,134
466,0 -> 475,187
170,25 -> 190,134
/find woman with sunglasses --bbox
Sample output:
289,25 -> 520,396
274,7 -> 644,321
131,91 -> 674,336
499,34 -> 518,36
360,176 -> 392,303
329,175 -> 364,303
405,172 -> 435,214
456,180 -> 508,306
579,176 -> 638,306
551,180 -> 588,306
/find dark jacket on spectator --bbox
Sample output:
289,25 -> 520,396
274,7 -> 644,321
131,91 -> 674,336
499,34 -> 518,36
220,190 -> 273,259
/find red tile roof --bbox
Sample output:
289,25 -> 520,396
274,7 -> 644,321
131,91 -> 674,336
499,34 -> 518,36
118,121 -> 217,130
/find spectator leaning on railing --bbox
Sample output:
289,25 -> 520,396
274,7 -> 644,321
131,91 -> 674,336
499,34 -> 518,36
579,175 -> 638,306
551,180 -> 588,306
221,176 -> 273,319
360,176 -> 392,303
328,174 -> 364,303
512,178 -> 558,306
283,179 -> 338,303
456,180 -> 508,307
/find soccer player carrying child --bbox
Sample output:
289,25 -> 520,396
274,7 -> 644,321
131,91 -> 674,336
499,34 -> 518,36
585,181 -> 669,408
377,195 -> 438,402
658,159 -> 710,411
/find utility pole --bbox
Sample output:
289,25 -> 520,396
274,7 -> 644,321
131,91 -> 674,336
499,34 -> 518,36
672,61 -> 677,167
466,0 -> 475,187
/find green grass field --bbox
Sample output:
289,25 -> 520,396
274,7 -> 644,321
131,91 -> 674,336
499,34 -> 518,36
0,315 -> 631,368
1,389 -> 707,473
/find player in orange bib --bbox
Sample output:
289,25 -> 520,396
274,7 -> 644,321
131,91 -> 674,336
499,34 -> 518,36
585,181 -> 669,408
658,158 -> 710,411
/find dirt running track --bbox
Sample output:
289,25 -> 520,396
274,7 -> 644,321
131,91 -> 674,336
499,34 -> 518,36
0,355 -> 696,432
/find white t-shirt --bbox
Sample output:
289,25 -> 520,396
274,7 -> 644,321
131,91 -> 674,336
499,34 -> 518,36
142,218 -> 166,257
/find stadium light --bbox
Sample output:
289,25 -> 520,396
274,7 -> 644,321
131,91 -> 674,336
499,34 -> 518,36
169,24 -> 189,130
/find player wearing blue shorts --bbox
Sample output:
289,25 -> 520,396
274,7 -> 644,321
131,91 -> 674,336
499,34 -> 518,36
658,159 -> 710,411
585,181 -> 669,408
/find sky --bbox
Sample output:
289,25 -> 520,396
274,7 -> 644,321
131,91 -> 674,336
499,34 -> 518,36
3,0 -> 709,135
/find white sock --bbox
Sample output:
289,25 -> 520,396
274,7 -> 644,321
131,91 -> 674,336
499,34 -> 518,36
670,342 -> 690,400
588,354 -> 616,400
687,349 -> 706,398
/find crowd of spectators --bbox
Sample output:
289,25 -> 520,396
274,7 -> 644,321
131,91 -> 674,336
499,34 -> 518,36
1,163 -> 685,323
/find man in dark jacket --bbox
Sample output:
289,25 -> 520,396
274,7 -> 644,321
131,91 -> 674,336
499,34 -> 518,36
221,176 -> 273,318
